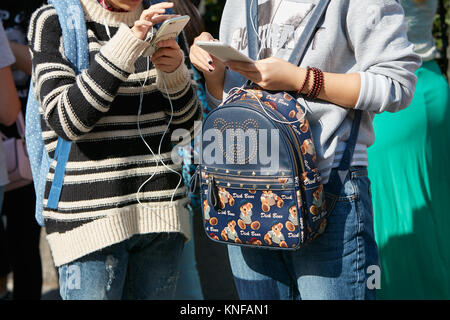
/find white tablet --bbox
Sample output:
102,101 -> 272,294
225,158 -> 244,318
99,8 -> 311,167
195,41 -> 255,63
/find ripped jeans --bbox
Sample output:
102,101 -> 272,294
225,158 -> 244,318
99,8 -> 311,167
58,232 -> 184,300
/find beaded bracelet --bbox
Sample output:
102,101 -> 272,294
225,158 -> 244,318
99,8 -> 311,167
307,67 -> 324,99
297,66 -> 312,95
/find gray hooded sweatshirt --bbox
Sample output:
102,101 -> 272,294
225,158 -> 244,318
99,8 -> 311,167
206,0 -> 421,184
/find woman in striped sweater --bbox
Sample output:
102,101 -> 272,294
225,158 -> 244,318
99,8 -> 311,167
29,0 -> 202,299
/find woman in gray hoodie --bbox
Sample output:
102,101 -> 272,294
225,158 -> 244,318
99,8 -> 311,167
190,0 -> 421,300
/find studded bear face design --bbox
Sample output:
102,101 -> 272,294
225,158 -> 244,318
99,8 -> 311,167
213,118 -> 259,164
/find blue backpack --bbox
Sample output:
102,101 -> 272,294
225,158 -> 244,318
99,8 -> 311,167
25,0 -> 163,226
192,0 -> 362,250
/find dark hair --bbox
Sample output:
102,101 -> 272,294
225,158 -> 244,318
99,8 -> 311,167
171,0 -> 204,47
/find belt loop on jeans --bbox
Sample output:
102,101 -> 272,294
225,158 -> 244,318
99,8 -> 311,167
350,166 -> 368,179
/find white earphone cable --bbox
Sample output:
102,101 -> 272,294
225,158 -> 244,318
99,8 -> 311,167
226,86 -> 307,125
103,16 -> 181,229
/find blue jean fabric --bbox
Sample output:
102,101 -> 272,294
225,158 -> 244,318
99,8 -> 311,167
174,206 -> 204,300
227,167 -> 380,300
58,232 -> 184,300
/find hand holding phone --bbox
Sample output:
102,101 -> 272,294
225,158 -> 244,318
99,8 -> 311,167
142,15 -> 191,57
131,2 -> 176,40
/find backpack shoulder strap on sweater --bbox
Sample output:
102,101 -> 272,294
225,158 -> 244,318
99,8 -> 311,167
46,0 -> 90,209
245,0 -> 330,65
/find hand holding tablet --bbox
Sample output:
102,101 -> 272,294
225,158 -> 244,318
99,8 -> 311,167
195,41 -> 255,63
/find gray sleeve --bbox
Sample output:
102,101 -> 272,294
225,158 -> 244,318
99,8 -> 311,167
0,21 -> 15,69
347,0 -> 422,113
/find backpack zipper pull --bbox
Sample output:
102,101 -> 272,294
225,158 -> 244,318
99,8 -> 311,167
189,166 -> 200,194
207,176 -> 220,210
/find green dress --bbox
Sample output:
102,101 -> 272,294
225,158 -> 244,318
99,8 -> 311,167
367,60 -> 450,299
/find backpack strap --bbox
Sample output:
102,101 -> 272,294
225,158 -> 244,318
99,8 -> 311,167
46,0 -> 89,209
245,0 -> 330,64
324,109 -> 362,194
288,0 -> 330,67
338,110 -> 362,171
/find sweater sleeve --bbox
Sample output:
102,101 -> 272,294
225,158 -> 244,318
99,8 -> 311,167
28,6 -> 150,141
346,0 -> 422,113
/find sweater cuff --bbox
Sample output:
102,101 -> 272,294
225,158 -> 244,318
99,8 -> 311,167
205,84 -> 223,108
100,23 -> 150,73
355,71 -> 391,113
156,60 -> 190,94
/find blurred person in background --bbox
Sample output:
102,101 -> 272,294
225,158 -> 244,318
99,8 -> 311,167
171,0 -> 205,300
0,0 -> 46,300
0,20 -> 21,300
367,0 -> 450,299
172,0 -> 239,300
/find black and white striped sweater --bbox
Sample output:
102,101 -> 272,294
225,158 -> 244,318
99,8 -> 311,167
29,0 -> 202,267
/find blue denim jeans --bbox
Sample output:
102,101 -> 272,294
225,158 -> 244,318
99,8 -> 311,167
227,167 -> 380,300
58,232 -> 184,300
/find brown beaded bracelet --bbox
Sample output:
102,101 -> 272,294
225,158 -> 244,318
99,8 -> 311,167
307,67 -> 324,99
297,66 -> 312,95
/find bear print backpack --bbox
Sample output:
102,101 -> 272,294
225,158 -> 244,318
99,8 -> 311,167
190,0 -> 361,251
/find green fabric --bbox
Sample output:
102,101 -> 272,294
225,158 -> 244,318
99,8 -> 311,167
367,60 -> 450,299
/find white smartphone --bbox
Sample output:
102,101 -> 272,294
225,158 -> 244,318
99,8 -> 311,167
142,15 -> 191,57
195,41 -> 255,63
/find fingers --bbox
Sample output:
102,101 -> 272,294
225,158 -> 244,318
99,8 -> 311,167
189,33 -> 221,73
194,32 -> 216,42
134,20 -> 153,30
152,41 -> 182,60
150,14 -> 180,25
141,1 -> 174,20
151,48 -> 181,62
156,39 -> 180,50
225,61 -> 263,84
139,2 -> 176,30
151,43 -> 183,73
226,61 -> 258,73
152,56 -> 179,68
132,2 -> 176,40
193,48 -> 215,72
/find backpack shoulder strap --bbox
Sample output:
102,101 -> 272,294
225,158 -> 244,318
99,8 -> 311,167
288,0 -> 330,67
245,0 -> 330,65
46,0 -> 89,209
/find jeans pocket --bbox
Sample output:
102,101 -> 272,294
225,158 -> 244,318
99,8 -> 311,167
324,191 -> 338,217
